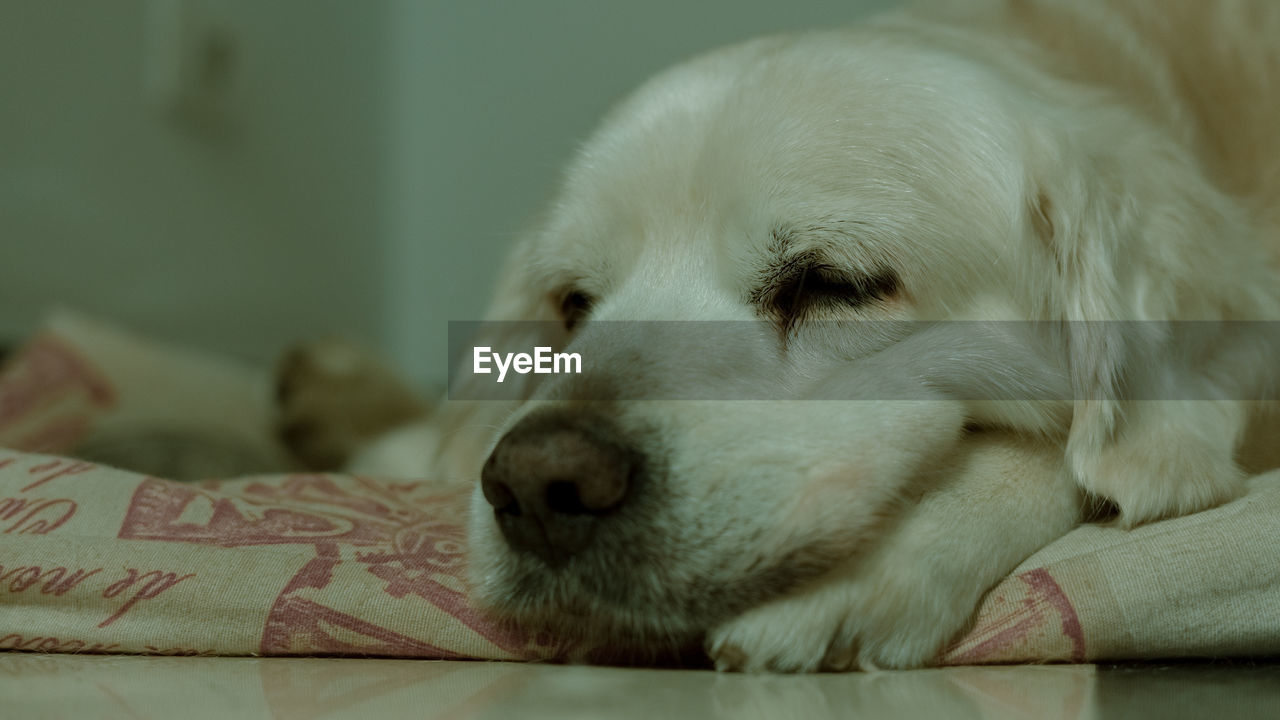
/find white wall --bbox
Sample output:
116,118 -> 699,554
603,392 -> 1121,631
2,0 -> 898,388
1,0 -> 390,362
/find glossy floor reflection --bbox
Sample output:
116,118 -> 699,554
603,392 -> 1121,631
4,654 -> 1278,720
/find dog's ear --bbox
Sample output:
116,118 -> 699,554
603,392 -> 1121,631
1029,115 -> 1280,525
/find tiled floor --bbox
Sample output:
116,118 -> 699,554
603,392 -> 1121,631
4,654 -> 1279,719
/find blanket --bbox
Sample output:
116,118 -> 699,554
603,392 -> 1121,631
2,312 -> 1277,664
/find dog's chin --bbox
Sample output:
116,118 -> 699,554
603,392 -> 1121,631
467,556 -> 702,649
465,518 -> 704,648
464,489 -> 869,650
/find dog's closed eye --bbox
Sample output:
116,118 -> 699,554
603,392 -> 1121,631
558,289 -> 594,331
753,254 -> 899,332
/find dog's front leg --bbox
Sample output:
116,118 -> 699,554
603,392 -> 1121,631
706,433 -> 1081,672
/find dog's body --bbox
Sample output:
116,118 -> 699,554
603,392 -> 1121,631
279,0 -> 1280,671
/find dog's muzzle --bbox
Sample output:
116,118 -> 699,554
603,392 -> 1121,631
480,410 -> 638,565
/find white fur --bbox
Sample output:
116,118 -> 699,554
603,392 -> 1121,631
365,0 -> 1280,671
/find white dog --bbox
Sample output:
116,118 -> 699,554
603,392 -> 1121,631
279,0 -> 1280,671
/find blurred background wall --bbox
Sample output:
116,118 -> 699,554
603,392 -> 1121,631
1,0 -> 897,389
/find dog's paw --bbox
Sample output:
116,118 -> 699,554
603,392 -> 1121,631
275,340 -> 427,470
706,555 -> 977,673
706,434 -> 1085,674
1069,400 -> 1249,527
1074,430 -> 1245,527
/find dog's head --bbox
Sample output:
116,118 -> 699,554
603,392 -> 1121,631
456,26 -> 1278,646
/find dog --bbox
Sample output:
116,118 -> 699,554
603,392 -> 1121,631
277,0 -> 1280,671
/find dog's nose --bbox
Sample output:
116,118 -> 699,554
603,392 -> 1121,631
481,411 -> 635,564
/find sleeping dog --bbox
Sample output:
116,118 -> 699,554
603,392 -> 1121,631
278,0 -> 1280,671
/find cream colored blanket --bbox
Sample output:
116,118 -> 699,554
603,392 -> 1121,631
2,313 -> 1277,663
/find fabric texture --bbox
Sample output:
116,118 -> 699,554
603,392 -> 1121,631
2,312 -> 1277,663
